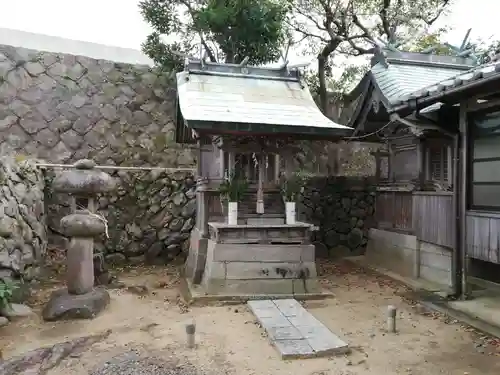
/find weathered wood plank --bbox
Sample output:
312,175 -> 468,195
466,212 -> 500,264
489,218 -> 499,264
375,190 -> 413,233
413,192 -> 453,248
480,217 -> 490,261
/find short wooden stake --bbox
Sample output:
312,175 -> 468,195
186,321 -> 196,348
387,305 -> 397,333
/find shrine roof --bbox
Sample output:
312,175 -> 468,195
175,59 -> 351,141
370,50 -> 475,107
390,59 -> 500,113
340,50 -> 476,136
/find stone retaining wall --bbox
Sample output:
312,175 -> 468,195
0,158 -> 375,281
0,44 -> 195,168
0,44 -> 377,278
0,157 -> 46,282
45,168 -> 196,265
299,176 -> 376,257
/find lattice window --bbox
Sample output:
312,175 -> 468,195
425,141 -> 451,185
429,145 -> 448,181
392,148 -> 418,181
379,155 -> 389,180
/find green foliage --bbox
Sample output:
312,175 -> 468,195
0,280 -> 18,310
194,0 -> 288,65
305,64 -> 367,99
139,0 -> 289,69
280,171 -> 312,201
409,29 -> 456,55
218,169 -> 249,202
141,33 -> 186,72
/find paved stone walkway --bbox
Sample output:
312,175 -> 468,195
248,299 -> 348,359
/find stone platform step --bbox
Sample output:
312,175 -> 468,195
248,299 -> 348,359
246,217 -> 284,225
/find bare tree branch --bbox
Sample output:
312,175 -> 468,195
423,0 -> 450,25
176,0 -> 218,62
285,19 -> 330,43
348,11 -> 377,54
198,34 -> 217,62
379,0 -> 396,44
288,0 -> 451,113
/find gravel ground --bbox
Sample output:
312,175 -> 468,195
89,350 -> 199,375
1,261 -> 499,375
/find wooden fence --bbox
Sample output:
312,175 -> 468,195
466,212 -> 500,264
375,190 -> 454,249
413,191 -> 454,248
375,190 -> 413,233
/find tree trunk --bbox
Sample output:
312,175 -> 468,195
317,41 -> 340,115
318,55 -> 328,115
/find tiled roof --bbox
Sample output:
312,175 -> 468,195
370,51 -> 474,106
390,60 -> 500,108
176,60 -> 351,132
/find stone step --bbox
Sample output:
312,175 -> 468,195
242,213 -> 285,218
239,206 -> 284,213
239,204 -> 284,214
248,299 -> 348,359
246,217 -> 285,225
240,210 -> 284,216
240,200 -> 283,207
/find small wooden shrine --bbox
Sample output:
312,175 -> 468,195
340,34 -> 500,300
175,58 -> 351,298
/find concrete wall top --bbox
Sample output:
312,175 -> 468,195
0,27 -> 154,66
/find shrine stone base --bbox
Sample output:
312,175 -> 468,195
42,287 -> 110,321
184,223 -> 333,301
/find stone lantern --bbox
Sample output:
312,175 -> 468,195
42,159 -> 116,321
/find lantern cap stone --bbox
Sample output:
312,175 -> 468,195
60,211 -> 106,237
52,160 -> 116,195
74,159 -> 97,170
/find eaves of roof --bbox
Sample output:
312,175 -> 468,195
371,61 -> 469,107
342,59 -> 471,120
175,60 -> 352,140
390,61 -> 500,114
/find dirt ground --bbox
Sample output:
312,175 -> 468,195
1,259 -> 500,375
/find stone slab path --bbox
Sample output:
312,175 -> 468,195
248,299 -> 348,359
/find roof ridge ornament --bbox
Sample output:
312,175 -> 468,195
369,37 -> 407,68
239,56 -> 250,74
370,45 -> 388,68
439,29 -> 479,64
278,39 -> 292,72
370,29 -> 479,66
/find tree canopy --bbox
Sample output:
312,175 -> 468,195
139,0 -> 289,70
286,0 -> 453,112
139,0 -> 499,111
